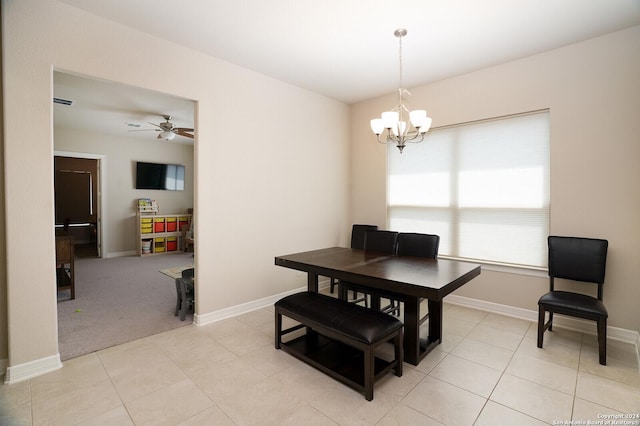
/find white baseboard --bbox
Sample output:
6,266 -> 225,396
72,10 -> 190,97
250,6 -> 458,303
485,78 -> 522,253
105,250 -> 137,258
4,354 -> 62,384
445,294 -> 640,364
195,286 -> 307,326
194,278 -> 332,326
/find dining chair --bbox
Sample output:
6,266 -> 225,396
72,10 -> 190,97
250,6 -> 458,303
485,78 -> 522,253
339,230 -> 398,308
175,267 -> 195,321
330,224 -> 378,294
383,232 -> 440,319
538,236 -> 609,365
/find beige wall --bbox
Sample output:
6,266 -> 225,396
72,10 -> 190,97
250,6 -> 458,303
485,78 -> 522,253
350,26 -> 640,332
2,0 -> 350,373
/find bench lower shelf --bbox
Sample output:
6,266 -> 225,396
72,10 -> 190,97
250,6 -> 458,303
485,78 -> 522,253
279,330 -> 396,393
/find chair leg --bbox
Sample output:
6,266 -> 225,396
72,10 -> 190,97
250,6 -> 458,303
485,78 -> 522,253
174,280 -> 182,317
537,306 -> 546,348
598,318 -> 607,365
180,296 -> 187,321
394,331 -> 403,377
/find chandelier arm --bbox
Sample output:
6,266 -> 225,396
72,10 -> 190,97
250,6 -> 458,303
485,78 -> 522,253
405,132 -> 425,143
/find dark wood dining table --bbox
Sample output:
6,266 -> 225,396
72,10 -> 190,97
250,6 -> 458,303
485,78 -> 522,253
275,247 -> 481,365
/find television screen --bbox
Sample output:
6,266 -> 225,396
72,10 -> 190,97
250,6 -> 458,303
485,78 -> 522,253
136,162 -> 185,191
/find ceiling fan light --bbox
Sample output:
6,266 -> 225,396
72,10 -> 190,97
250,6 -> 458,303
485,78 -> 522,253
160,131 -> 175,141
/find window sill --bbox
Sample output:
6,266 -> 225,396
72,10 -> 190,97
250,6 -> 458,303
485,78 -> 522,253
438,255 -> 548,278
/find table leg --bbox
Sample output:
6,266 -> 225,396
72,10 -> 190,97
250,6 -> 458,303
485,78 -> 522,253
428,299 -> 443,345
307,273 -> 319,293
402,297 -> 420,365
404,297 -> 444,365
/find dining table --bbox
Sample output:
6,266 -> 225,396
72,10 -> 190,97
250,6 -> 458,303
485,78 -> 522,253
275,247 -> 481,365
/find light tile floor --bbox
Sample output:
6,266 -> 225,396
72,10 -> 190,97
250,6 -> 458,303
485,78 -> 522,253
2,291 -> 639,425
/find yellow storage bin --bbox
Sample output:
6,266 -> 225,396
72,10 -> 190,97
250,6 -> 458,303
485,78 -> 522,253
141,224 -> 153,234
154,237 -> 166,253
141,218 -> 153,224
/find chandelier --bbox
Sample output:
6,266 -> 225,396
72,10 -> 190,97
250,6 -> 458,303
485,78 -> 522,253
370,29 -> 432,153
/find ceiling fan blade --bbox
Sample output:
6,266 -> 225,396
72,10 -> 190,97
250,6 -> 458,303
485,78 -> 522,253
174,129 -> 194,139
174,127 -> 194,132
128,128 -> 159,132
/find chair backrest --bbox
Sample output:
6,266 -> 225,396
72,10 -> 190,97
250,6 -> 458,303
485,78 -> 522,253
548,236 -> 608,298
397,233 -> 440,259
182,268 -> 195,279
351,224 -> 378,249
363,230 -> 398,254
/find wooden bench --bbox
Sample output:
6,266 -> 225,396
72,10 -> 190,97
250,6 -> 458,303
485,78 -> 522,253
275,291 -> 403,401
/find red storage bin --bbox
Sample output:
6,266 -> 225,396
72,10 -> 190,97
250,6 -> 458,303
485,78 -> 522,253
154,222 -> 165,232
166,238 -> 177,251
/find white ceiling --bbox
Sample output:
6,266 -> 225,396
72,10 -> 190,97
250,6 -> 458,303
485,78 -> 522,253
54,0 -> 640,140
54,72 -> 196,144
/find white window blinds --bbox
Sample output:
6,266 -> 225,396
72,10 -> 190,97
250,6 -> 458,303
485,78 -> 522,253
387,110 -> 550,268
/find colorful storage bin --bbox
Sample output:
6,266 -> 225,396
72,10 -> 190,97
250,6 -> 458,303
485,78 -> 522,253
154,217 -> 165,233
154,237 -> 166,253
166,217 -> 177,232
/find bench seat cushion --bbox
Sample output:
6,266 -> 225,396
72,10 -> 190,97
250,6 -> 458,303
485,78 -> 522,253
276,291 -> 403,345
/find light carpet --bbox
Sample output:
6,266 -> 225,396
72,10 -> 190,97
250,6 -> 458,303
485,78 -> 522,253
57,252 -> 195,360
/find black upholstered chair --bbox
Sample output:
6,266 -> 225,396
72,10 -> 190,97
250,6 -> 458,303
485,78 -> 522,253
364,230 -> 399,254
330,224 -> 378,294
175,267 -> 195,321
538,236 -> 609,365
397,232 -> 440,259
339,230 -> 398,308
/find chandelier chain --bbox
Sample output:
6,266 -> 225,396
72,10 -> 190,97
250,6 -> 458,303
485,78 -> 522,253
398,33 -> 403,91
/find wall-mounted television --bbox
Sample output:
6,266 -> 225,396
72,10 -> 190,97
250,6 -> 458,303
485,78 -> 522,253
135,161 -> 185,191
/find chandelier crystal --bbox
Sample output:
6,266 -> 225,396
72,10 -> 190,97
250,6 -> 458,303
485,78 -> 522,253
370,29 -> 432,153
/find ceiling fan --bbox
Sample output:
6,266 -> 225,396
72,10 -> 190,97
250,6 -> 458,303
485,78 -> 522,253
131,114 -> 194,140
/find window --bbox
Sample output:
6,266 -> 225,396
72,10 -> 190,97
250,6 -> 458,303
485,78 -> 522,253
387,110 -> 550,268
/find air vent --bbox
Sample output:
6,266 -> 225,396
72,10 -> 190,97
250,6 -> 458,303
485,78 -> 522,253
125,122 -> 142,128
53,97 -> 75,106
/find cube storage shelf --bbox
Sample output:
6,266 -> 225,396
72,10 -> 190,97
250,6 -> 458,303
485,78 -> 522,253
137,213 -> 191,256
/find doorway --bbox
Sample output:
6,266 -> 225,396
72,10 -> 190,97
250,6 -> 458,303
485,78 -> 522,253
54,154 -> 102,258
53,71 -> 196,360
